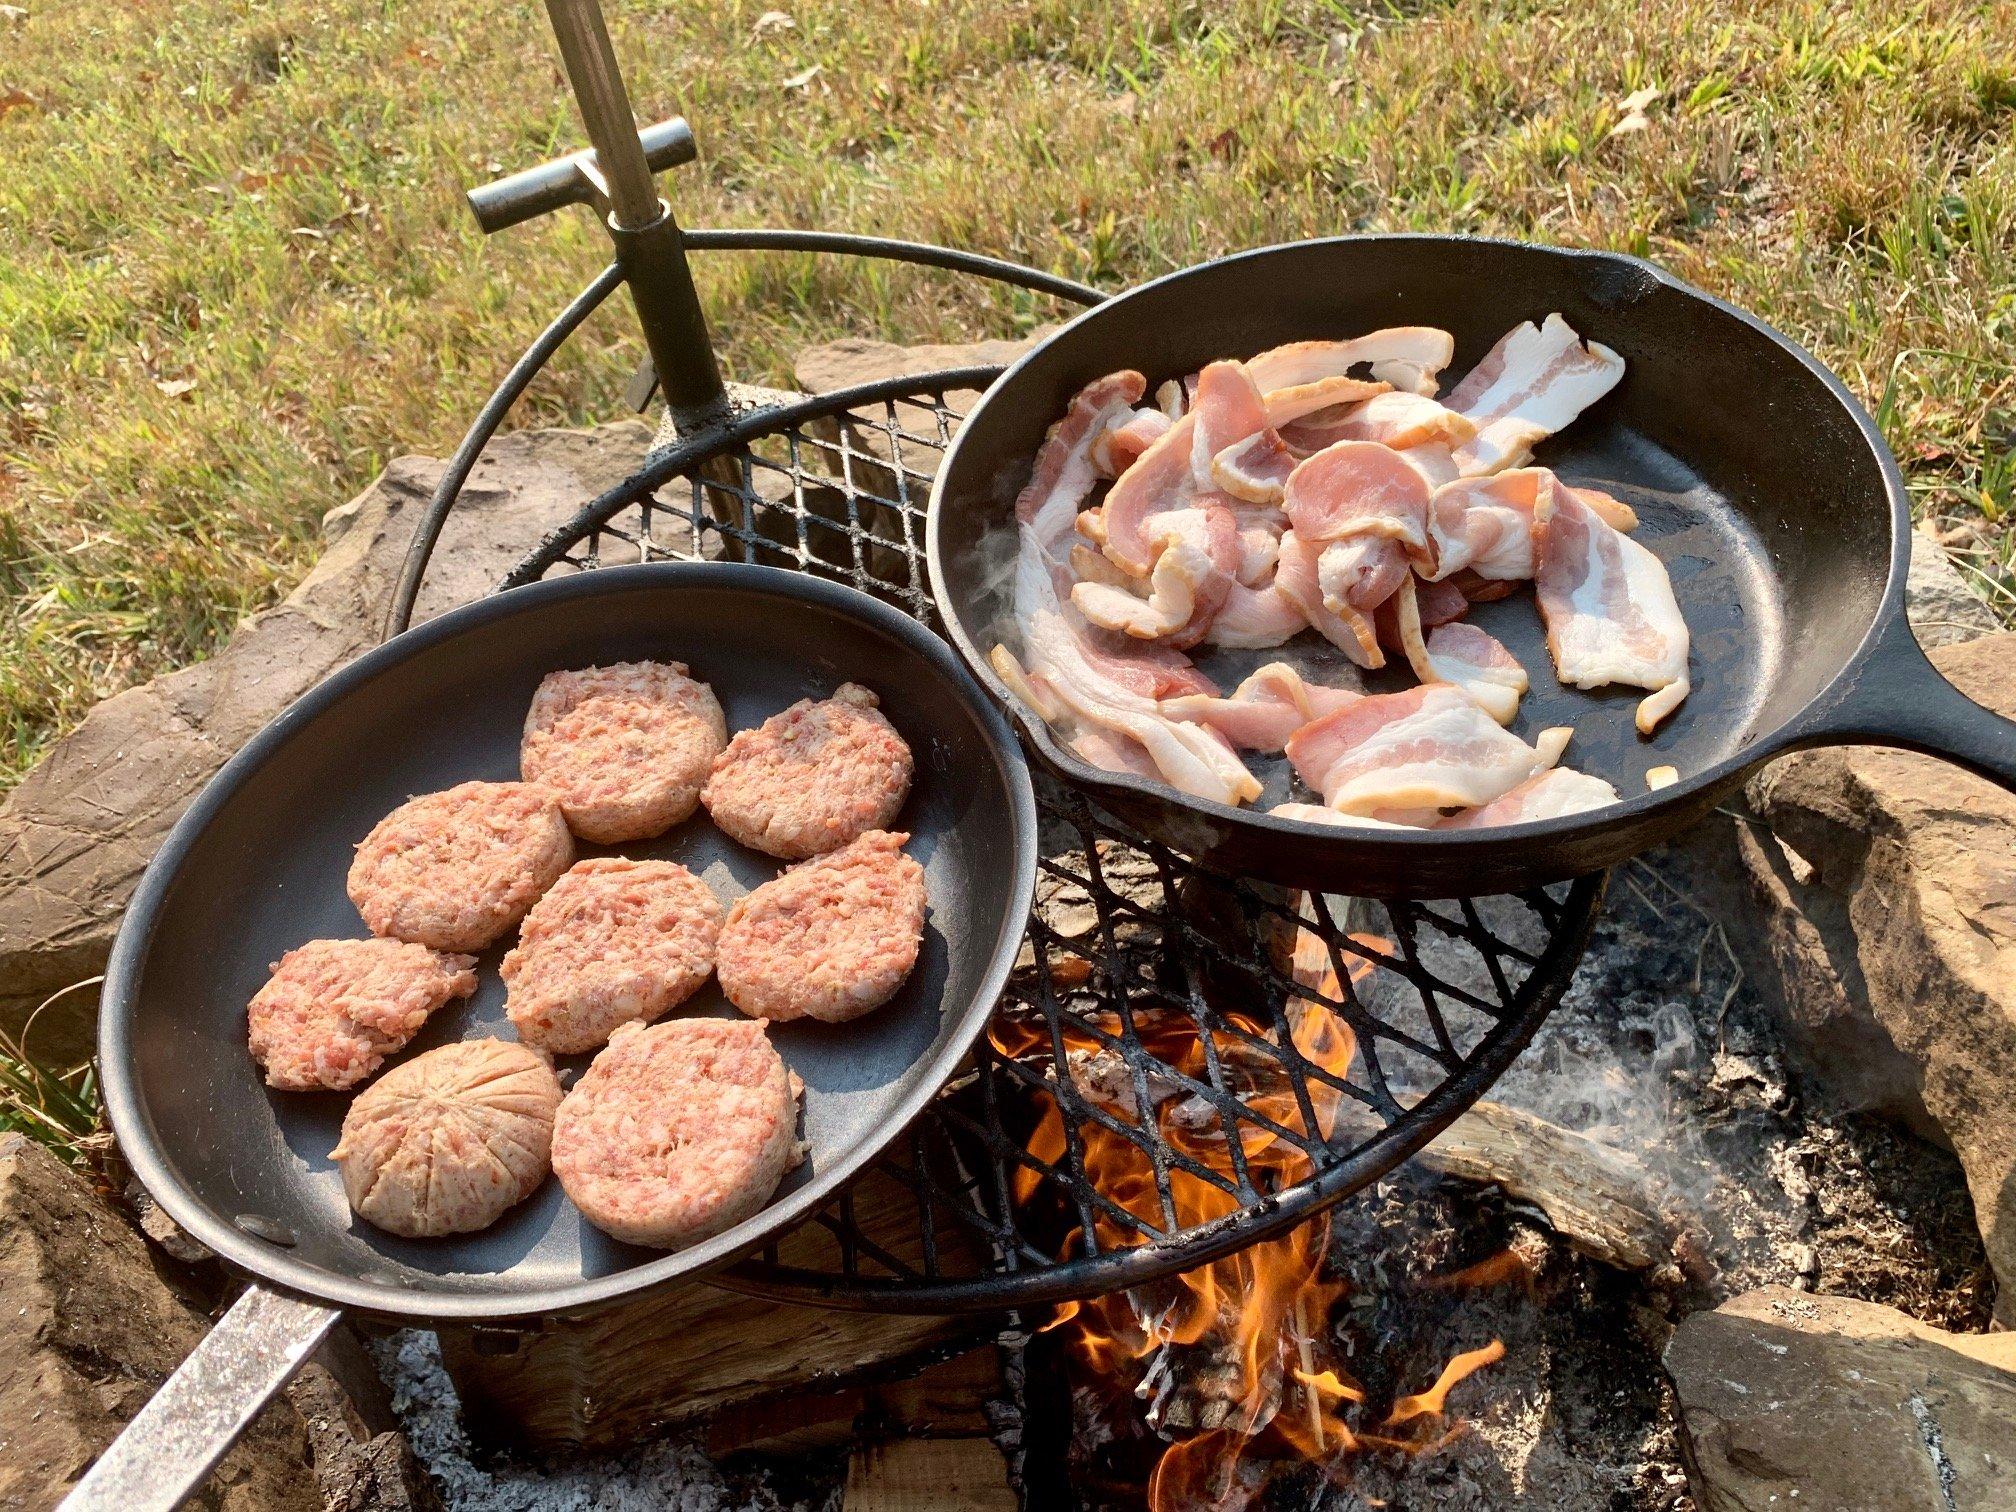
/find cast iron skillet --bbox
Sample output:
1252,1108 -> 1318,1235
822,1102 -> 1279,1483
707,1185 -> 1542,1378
77,563 -> 1034,1509
930,235 -> 2016,896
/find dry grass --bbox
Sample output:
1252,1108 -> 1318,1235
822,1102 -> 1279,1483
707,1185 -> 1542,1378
3,0 -> 2014,793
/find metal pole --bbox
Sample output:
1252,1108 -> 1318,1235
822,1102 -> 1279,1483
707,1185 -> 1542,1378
542,0 -> 729,429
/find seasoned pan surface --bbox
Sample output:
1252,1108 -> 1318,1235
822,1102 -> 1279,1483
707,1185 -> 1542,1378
929,236 -> 2015,895
100,564 -> 1036,1322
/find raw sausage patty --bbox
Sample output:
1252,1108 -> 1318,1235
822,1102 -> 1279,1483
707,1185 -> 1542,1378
701,683 -> 913,860
552,1018 -> 800,1249
247,938 -> 477,1092
521,660 -> 727,843
501,857 -> 723,1055
348,781 -> 573,952
717,830 -> 926,1024
331,1038 -> 561,1238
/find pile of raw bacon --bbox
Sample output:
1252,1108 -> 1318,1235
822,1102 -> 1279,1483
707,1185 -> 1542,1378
990,314 -> 1692,831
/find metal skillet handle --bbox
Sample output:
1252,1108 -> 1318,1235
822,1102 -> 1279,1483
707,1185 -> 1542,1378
59,1283 -> 340,1512
1789,609 -> 2016,791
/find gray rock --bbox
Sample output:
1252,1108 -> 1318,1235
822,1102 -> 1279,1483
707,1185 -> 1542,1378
1665,1285 -> 2016,1511
0,422 -> 655,1065
1907,524 -> 2001,648
1728,632 -> 2016,1323
0,1132 -> 321,1510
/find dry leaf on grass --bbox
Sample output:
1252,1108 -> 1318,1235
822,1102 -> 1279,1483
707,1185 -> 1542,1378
753,10 -> 794,36
781,64 -> 821,90
155,378 -> 197,399
1610,85 -> 1660,137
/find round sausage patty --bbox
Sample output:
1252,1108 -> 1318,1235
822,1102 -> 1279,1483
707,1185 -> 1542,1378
553,1017 -> 801,1249
701,683 -> 913,859
501,856 -> 723,1055
521,660 -> 727,843
331,1039 -> 561,1238
247,938 -> 477,1092
348,781 -> 573,953
718,830 -> 926,1024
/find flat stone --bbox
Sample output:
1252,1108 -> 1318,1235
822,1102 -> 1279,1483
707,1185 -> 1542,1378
1907,524 -> 2001,649
0,421 -> 657,1064
1664,1285 -> 2016,1511
1732,632 -> 2016,1323
0,1132 -> 321,1509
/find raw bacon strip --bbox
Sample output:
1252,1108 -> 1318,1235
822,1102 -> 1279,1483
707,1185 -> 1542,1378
1533,484 -> 1691,733
1424,469 -> 1550,582
1283,440 -> 1433,553
1100,412 -> 1200,574
1247,329 -> 1456,398
1438,767 -> 1619,828
1072,505 -> 1238,646
1023,612 -> 1260,806
1015,371 -> 1147,542
1091,407 -> 1174,479
988,645 -> 1062,722
1261,375 -> 1391,427
1212,429 -> 1299,505
1155,377 -> 1191,419
1206,580 -> 1308,649
1101,363 -> 1275,576
1317,534 -> 1410,617
1284,684 -> 1572,817
1573,485 -> 1639,532
1163,662 -> 1362,753
1446,314 -> 1625,476
1277,530 -> 1383,668
1391,587 -> 1530,725
1071,726 -> 1162,781
1280,392 -> 1479,454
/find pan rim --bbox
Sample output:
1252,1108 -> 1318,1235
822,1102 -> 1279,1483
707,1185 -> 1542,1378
99,560 -> 1039,1323
925,231 -> 1911,858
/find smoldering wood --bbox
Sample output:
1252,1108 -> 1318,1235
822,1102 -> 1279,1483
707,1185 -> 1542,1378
437,1167 -> 992,1453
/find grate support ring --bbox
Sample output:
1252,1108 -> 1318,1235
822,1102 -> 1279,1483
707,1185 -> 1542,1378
456,369 -> 1604,1313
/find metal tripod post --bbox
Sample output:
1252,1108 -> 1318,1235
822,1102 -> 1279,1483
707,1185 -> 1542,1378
542,0 -> 729,433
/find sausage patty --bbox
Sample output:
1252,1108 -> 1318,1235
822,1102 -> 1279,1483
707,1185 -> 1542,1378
701,683 -> 913,859
521,660 -> 728,843
247,938 -> 477,1092
348,781 -> 574,952
552,1017 -> 801,1249
717,830 -> 926,1024
501,856 -> 724,1055
331,1038 -> 561,1238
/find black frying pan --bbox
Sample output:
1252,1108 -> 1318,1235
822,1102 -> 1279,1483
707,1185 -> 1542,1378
75,563 -> 1035,1509
929,236 -> 2016,896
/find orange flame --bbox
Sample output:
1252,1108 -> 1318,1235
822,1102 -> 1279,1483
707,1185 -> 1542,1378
1016,903 -> 1508,1505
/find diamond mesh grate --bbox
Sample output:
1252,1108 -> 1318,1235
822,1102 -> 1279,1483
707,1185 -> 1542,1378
494,370 -> 1600,1312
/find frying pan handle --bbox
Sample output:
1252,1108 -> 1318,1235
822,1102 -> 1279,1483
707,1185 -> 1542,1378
1787,613 -> 2016,792
59,1282 -> 341,1512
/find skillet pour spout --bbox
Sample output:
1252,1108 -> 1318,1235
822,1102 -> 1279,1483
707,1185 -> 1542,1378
927,234 -> 2016,897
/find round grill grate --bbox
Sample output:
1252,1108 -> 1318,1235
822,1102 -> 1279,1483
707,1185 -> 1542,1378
467,369 -> 1603,1311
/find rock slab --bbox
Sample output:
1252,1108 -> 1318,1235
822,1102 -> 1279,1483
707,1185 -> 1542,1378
0,422 -> 655,1064
1664,1285 -> 2016,1511
0,1133 -> 320,1510
1732,631 -> 2016,1323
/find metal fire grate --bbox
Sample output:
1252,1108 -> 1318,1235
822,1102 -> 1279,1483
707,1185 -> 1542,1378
467,368 -> 1602,1313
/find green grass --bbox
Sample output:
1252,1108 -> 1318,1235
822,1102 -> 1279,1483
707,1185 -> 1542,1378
4,0 -> 2015,791
1,982 -> 108,1169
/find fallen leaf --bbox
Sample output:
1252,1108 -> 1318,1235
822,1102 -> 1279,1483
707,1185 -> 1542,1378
0,6 -> 29,21
0,88 -> 37,119
1204,127 -> 1239,161
781,63 -> 821,90
156,378 -> 197,398
1609,84 -> 1659,138
753,10 -> 794,36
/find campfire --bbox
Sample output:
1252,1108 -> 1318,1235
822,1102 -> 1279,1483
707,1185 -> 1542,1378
993,901 -> 1508,1508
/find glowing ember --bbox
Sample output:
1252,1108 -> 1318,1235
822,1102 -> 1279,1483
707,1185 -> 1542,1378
1001,901 -> 1508,1507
